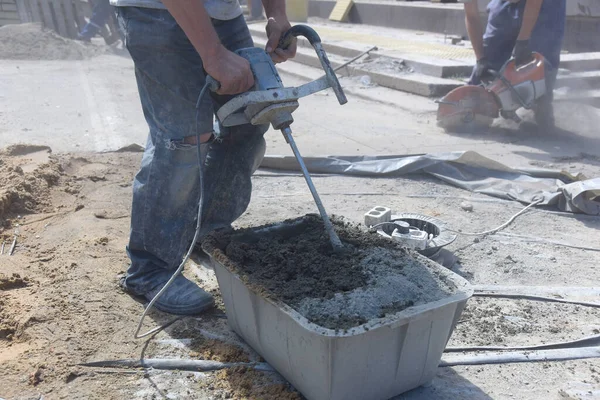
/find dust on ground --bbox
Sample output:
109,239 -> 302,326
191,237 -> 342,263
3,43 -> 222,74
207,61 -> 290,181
206,367 -> 302,400
205,215 -> 457,330
189,338 -> 250,363
1,144 -> 600,399
0,145 -> 301,400
0,295 -> 20,341
0,23 -> 108,60
0,144 -> 60,223
450,297 -> 600,348
0,273 -> 30,290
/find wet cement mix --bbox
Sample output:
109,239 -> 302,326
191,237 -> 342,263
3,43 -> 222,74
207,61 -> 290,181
204,214 -> 458,330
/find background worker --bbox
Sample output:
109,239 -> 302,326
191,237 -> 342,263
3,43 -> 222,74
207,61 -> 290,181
78,0 -> 115,41
110,0 -> 296,315
464,0 -> 566,129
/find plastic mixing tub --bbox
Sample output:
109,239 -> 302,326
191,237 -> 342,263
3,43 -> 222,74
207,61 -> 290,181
202,223 -> 473,400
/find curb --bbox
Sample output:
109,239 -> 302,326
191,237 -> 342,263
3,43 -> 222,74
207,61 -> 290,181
253,36 -> 463,98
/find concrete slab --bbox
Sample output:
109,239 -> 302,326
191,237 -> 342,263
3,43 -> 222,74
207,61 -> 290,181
251,22 -> 599,103
560,52 -> 600,72
308,0 -> 600,53
252,22 -> 600,77
355,68 -> 462,97
284,21 -> 474,59
249,24 -> 374,60
308,0 -> 472,35
276,59 -> 439,114
0,56 -> 147,153
382,51 -> 473,78
249,24 -> 473,78
254,36 -> 463,97
556,70 -> 600,89
555,89 -> 600,108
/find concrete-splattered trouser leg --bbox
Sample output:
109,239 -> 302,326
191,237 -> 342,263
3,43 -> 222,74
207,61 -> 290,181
117,7 -> 267,296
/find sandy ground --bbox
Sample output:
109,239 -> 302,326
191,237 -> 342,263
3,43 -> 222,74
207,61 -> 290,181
1,24 -> 600,400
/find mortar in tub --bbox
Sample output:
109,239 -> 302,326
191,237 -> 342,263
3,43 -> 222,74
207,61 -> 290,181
201,215 -> 473,400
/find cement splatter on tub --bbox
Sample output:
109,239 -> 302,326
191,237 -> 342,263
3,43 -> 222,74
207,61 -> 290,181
203,214 -> 458,330
296,247 -> 456,329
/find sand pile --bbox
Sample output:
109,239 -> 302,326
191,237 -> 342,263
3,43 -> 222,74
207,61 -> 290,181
0,23 -> 106,60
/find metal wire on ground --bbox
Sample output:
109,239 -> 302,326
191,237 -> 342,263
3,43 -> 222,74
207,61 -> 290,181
446,333 -> 600,353
473,291 -> 600,308
440,346 -> 600,367
446,198 -> 544,237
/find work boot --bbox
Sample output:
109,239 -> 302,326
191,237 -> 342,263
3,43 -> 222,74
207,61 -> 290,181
120,271 -> 214,315
534,95 -> 555,132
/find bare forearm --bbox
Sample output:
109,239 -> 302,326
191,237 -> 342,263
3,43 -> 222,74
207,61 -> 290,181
262,0 -> 287,19
161,0 -> 221,59
466,15 -> 485,60
464,3 -> 484,60
518,0 -> 543,40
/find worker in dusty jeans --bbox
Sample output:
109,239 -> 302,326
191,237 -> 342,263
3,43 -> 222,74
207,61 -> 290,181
464,0 -> 566,129
113,0 -> 296,315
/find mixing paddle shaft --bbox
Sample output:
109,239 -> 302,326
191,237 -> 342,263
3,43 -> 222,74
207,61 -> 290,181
209,25 -> 348,250
281,127 -> 344,251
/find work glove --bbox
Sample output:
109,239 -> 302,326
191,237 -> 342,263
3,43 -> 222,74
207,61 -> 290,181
472,57 -> 494,84
513,40 -> 534,67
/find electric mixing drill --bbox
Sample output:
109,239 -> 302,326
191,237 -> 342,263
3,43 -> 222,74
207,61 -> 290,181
207,25 -> 348,252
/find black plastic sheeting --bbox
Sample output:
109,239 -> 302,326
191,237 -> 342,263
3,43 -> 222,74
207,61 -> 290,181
260,151 -> 600,215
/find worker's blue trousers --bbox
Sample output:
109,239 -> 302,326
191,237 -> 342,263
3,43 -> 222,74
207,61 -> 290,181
117,8 -> 267,295
469,0 -> 566,93
79,0 -> 114,40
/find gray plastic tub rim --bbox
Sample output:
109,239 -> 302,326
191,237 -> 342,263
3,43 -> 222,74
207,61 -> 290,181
206,251 -> 473,338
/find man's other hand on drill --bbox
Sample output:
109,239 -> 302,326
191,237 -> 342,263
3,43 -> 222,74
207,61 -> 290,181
265,16 -> 297,63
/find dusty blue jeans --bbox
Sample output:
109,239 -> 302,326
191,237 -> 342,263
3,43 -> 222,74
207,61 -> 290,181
117,7 -> 267,295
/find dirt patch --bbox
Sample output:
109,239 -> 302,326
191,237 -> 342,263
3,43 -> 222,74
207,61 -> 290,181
0,145 -> 62,222
554,152 -> 600,164
3,144 -> 52,157
207,367 -> 301,400
0,298 -> 19,341
29,364 -> 46,386
204,215 -> 457,330
450,296 -> 600,347
0,273 -> 30,290
189,338 -> 250,363
0,23 -> 106,60
0,148 -> 146,399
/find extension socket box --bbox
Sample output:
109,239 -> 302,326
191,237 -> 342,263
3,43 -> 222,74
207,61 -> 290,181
202,228 -> 473,400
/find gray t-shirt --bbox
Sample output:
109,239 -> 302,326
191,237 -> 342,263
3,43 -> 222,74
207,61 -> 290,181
109,0 -> 242,21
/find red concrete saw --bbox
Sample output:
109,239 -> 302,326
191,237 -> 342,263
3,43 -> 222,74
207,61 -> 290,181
436,52 -> 549,131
